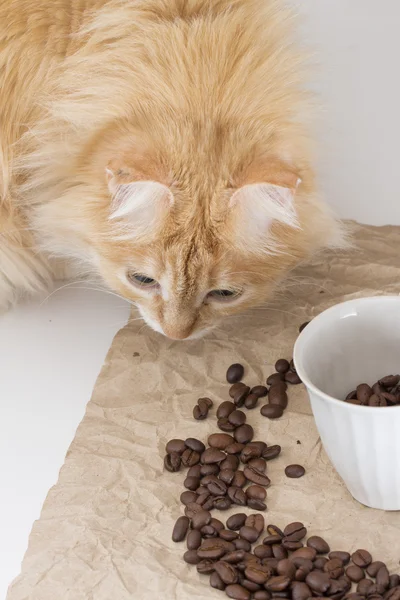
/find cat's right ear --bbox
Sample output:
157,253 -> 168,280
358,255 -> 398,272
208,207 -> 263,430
105,164 -> 174,237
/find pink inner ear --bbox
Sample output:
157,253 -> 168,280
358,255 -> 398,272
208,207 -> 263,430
230,181 -> 299,244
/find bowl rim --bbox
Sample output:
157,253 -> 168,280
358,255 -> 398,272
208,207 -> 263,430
293,295 -> 400,412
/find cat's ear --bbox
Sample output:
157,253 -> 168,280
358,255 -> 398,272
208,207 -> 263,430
106,163 -> 173,236
229,160 -> 301,248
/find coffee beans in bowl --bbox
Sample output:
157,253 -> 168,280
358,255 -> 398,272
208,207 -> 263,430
344,375 -> 400,407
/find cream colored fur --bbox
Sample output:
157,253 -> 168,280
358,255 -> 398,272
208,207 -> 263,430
0,0 -> 342,337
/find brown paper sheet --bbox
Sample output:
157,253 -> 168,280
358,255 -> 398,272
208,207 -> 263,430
8,223 -> 400,600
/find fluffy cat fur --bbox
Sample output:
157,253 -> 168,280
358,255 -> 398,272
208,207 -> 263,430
0,0 -> 342,339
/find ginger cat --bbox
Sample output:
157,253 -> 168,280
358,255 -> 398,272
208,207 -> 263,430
0,0 -> 342,339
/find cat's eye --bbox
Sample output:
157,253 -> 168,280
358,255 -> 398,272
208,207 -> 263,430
207,289 -> 242,302
128,272 -> 158,288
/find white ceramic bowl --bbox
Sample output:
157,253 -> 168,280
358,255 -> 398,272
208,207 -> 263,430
294,296 -> 400,511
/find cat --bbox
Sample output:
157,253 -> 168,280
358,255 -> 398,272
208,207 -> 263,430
0,0 -> 343,339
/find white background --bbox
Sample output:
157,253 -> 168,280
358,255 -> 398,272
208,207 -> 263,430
1,1 -> 400,598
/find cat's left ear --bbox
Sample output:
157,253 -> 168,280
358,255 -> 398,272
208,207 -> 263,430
105,162 -> 173,237
229,159 -> 301,245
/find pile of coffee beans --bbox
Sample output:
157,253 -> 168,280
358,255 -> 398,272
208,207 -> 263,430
345,375 -> 400,407
165,320 -> 396,598
172,515 -> 399,600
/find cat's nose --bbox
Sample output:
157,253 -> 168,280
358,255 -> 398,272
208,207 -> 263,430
162,321 -> 195,340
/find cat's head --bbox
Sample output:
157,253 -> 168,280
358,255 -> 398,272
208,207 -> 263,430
61,127 -> 340,340
37,125 -> 341,340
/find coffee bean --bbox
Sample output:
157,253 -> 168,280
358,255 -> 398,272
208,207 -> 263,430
186,530 -> 202,553
273,544 -> 289,560
346,390 -> 357,400
267,524 -> 284,536
219,468 -> 235,485
263,533 -> 283,545
210,570 -> 226,590
184,438 -> 206,453
187,464 -> 202,478
181,448 -> 200,467
227,513 -> 248,531
218,418 -> 237,432
329,551 -> 350,565
232,470 -> 247,488
379,374 -> 400,387
172,516 -> 190,542
193,402 -> 208,420
314,557 -> 328,570
221,454 -> 240,471
357,579 -> 374,595
254,544 -> 273,559
229,409 -> 247,426
346,565 -> 365,583
386,588 -> 400,600
220,529 -> 239,542
184,501 -> 205,518
246,485 -> 267,500
197,559 -> 216,574
208,479 -> 227,496
241,444 -> 262,463
291,581 -> 312,600
245,393 -> 260,409
285,464 -> 306,478
166,439 -> 186,454
263,445 -> 282,460
275,359 -> 290,373
218,401 -> 237,419
191,509 -> 212,530
200,463 -> 220,476
356,383 -> 372,404
164,452 -> 181,472
367,562 -> 386,577
244,465 -> 271,487
180,490 -> 197,505
227,363 -> 245,383
283,522 -> 307,541
254,592 -> 272,600
235,538 -> 252,552
324,558 -> 344,579
261,404 -> 284,419
226,442 -> 246,455
276,558 -> 296,579
306,535 -> 330,554
213,496 -> 232,510
215,560 -> 239,584
285,371 -> 302,385
266,576 -> 292,592
224,550 -> 246,563
291,548 -> 316,561
198,538 -> 234,559
231,384 -> 251,407
268,386 -> 289,408
228,486 -> 247,506
299,321 -> 310,333
251,385 -> 269,398
369,394 -> 387,407
245,563 -> 272,584
201,448 -> 226,464
389,575 -> 400,588
234,424 -> 254,444
305,571 -> 331,594
208,433 -> 234,449
240,525 -> 261,543
376,566 -> 390,591
267,372 -> 286,385
352,549 -> 372,568
183,549 -> 201,564
184,476 -> 200,490
245,514 -> 265,535
225,583 -> 251,600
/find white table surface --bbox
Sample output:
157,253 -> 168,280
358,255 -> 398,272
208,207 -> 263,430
0,287 -> 130,598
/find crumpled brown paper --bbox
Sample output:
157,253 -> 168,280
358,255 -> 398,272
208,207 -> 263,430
7,223 -> 400,600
